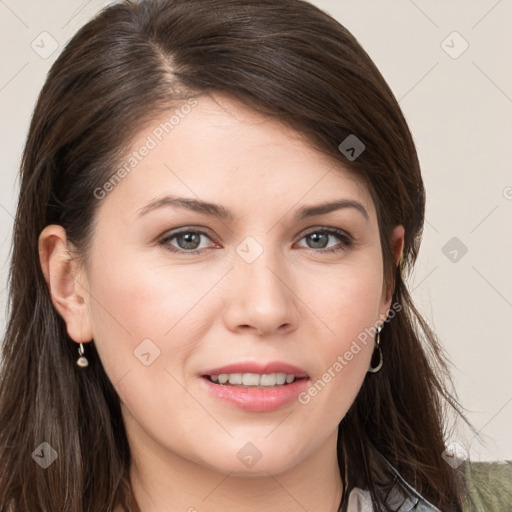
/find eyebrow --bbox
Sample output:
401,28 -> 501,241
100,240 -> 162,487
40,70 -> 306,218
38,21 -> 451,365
136,195 -> 369,222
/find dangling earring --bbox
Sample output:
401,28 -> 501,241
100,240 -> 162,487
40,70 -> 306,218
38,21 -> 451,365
367,325 -> 383,373
76,342 -> 89,367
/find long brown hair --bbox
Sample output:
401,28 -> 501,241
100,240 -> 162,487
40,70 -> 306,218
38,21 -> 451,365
0,0 -> 475,510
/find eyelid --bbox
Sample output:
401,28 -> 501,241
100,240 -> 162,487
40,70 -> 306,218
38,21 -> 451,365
298,225 -> 353,241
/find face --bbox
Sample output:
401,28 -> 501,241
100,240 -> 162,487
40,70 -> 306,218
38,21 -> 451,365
64,93 -> 402,476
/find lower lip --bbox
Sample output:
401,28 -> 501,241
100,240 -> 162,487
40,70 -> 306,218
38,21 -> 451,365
200,376 -> 309,412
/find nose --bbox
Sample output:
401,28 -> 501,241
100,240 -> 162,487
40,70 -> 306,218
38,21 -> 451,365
222,246 -> 301,337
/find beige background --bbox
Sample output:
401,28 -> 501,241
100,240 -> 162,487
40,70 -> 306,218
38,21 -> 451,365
0,0 -> 511,461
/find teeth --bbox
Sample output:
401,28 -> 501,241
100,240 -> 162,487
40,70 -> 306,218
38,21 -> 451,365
208,372 -> 298,386
276,373 -> 286,385
242,373 -> 261,386
228,373 -> 242,385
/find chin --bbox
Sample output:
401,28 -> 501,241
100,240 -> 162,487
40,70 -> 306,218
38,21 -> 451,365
194,439 -> 309,477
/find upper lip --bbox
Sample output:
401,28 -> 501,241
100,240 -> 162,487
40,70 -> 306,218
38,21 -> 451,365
201,361 -> 309,378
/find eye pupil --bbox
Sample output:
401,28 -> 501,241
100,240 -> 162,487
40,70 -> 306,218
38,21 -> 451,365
307,232 -> 328,249
178,232 -> 201,250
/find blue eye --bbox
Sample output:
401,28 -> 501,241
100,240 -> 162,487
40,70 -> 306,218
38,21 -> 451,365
160,229 -> 215,255
159,227 -> 353,255
296,228 -> 353,253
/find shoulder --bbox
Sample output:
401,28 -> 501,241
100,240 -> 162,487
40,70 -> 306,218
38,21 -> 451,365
346,487 -> 373,511
375,459 -> 442,511
343,442 -> 442,512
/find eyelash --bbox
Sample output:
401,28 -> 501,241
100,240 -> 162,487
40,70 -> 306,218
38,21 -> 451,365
159,227 -> 353,256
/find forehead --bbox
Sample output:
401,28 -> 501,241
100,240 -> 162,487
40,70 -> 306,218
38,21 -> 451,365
98,93 -> 376,223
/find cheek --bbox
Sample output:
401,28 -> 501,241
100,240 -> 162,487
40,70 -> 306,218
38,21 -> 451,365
303,257 -> 384,351
85,251 -> 201,382
85,261 -> 202,433
85,247 -> 229,402
295,258 -> 383,414
89,248 -> 211,336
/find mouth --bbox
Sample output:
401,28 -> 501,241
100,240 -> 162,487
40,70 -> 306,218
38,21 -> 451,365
203,372 -> 308,388
200,361 -> 309,387
199,362 -> 310,412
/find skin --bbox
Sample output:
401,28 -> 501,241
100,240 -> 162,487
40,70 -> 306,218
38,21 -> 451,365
39,93 -> 404,512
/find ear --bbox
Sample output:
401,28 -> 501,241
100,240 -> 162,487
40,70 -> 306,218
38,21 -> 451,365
38,224 -> 93,344
378,224 -> 405,317
391,224 -> 405,271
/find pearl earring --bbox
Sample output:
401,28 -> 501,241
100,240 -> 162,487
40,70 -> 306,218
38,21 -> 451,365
76,342 -> 89,367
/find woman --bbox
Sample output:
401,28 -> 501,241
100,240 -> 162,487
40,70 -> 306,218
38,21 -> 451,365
0,0 -> 474,510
